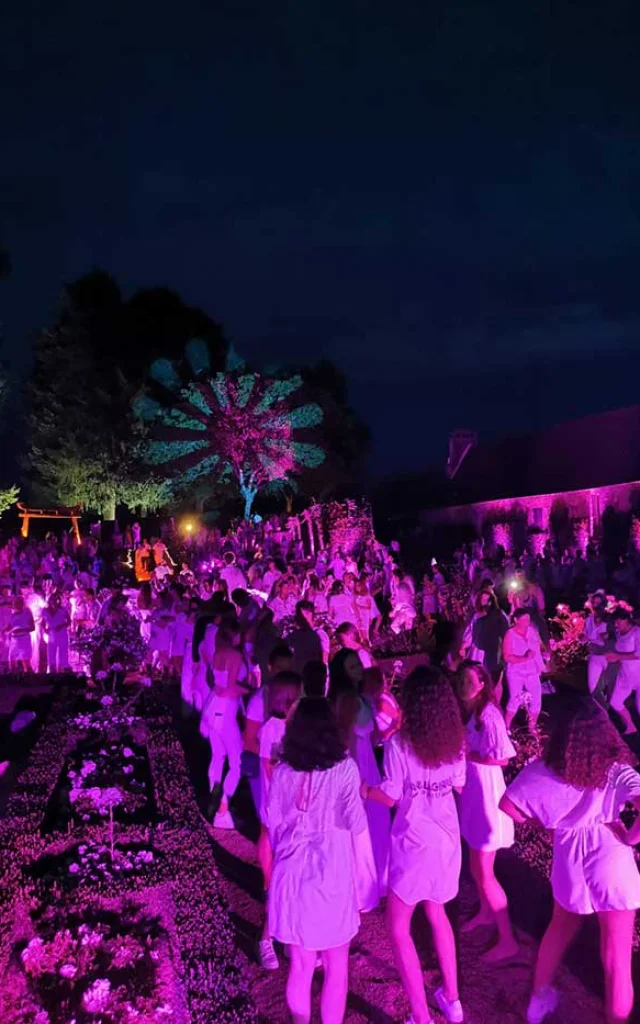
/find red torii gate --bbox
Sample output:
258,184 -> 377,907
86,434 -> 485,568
17,503 -> 83,543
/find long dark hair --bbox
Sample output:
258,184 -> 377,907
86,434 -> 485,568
281,697 -> 347,772
453,660 -> 497,727
328,648 -> 361,702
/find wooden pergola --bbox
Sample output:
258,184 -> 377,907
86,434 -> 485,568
17,503 -> 83,543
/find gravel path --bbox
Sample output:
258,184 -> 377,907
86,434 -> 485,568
207,823 -> 609,1024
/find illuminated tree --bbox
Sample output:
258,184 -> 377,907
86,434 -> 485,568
136,346 -> 325,518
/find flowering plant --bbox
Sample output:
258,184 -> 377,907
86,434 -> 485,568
548,606 -> 589,673
70,615 -> 147,674
4,904 -> 169,1024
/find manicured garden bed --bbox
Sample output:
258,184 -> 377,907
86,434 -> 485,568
0,682 -> 257,1024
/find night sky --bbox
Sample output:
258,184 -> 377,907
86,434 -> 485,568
2,2 -> 640,475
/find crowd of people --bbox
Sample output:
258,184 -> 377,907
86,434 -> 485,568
3,516 -> 640,1023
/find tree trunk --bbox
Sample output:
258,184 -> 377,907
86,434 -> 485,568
242,487 -> 257,520
103,495 -> 116,522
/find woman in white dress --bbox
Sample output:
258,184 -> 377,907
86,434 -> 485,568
267,697 -> 367,1024
200,618 -> 252,829
7,596 -> 35,673
501,695 -> 640,1024
453,661 -> 517,961
362,666 -> 466,1024
329,650 -> 387,907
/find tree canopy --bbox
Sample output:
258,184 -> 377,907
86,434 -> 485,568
25,272 -> 227,517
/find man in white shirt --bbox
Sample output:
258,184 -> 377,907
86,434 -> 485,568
608,608 -> 640,735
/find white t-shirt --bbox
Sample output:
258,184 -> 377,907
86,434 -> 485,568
380,734 -> 466,905
507,759 -> 640,913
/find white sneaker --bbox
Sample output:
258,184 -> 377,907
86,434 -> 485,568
526,987 -> 559,1024
213,808 -> 234,830
434,987 -> 464,1023
258,938 -> 279,971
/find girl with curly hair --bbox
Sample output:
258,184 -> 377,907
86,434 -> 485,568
361,666 -> 466,1024
267,697 -> 367,1024
453,661 -> 517,962
501,694 -> 640,1024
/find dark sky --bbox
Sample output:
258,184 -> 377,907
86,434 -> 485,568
2,1 -> 640,475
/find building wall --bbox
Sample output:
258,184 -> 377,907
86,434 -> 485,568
420,479 -> 640,544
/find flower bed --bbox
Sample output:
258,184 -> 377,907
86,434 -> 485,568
42,734 -> 156,833
1,901 -> 171,1024
0,685 -> 257,1024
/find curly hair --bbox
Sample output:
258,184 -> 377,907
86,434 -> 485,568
400,666 -> 465,767
281,697 -> 347,772
544,694 -> 636,790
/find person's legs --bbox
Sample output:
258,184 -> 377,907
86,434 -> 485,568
526,680 -> 542,729
208,713 -> 227,792
587,655 -> 605,695
221,709 -> 243,801
257,825 -> 273,941
462,848 -> 493,930
610,684 -> 636,735
424,900 -> 459,1003
464,849 -> 518,959
386,892 -> 431,1024
57,633 -> 69,670
532,901 -> 582,994
504,676 -> 523,730
286,945 -> 316,1024
598,909 -> 635,1024
46,640 -> 56,674
320,943 -> 350,1024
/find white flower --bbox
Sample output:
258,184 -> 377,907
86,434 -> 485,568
139,676 -> 152,688
95,671 -> 108,681
68,863 -> 80,874
122,747 -> 134,758
21,936 -> 44,965
82,978 -> 111,1013
110,662 -> 124,672
78,844 -> 87,854
100,695 -> 114,707
60,963 -> 77,978
80,760 -> 97,776
123,765 -> 134,775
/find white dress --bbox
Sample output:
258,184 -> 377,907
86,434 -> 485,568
459,703 -> 515,852
506,759 -> 640,914
268,757 -> 367,950
259,715 -> 286,826
352,699 -> 390,897
381,734 -> 466,905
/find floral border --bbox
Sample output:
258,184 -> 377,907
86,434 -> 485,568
0,687 -> 258,1024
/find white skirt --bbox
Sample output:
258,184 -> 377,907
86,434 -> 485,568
459,762 -> 514,852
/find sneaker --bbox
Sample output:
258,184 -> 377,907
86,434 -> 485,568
213,808 -> 234,830
258,938 -> 279,971
434,987 -> 464,1023
526,987 -> 559,1024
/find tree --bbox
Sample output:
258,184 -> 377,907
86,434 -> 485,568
25,272 -> 227,517
137,354 -> 326,519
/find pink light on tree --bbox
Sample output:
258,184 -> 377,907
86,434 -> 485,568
142,367 -> 325,518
